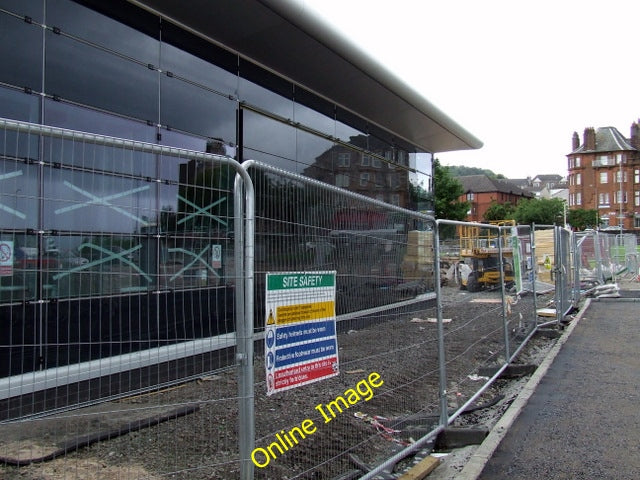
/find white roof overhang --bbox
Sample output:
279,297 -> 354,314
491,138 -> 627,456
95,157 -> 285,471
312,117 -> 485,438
127,0 -> 482,153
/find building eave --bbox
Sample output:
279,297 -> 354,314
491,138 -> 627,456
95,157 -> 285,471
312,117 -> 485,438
126,0 -> 482,153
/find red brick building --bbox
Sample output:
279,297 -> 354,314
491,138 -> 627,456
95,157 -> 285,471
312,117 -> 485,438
567,124 -> 640,230
457,175 -> 533,222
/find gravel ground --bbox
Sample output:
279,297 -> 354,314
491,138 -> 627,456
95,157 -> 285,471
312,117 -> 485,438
0,284 -> 559,480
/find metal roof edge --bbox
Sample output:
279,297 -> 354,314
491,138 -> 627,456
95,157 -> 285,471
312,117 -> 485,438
258,0 -> 483,152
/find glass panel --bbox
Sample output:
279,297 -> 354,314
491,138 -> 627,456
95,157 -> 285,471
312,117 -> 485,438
297,132 -> 336,180
160,74 -> 236,141
293,100 -> 335,138
43,168 -> 157,234
47,0 -> 159,65
44,99 -> 156,142
43,101 -> 157,177
1,232 -> 40,302
158,130 -> 208,183
159,41 -> 237,97
0,4 -> 43,90
0,0 -> 44,22
335,116 -> 365,146
171,165 -> 235,234
238,78 -> 293,120
0,86 -> 41,122
68,232 -> 152,296
45,28 -> 159,122
0,156 -> 38,230
409,153 -> 433,212
243,110 -> 295,170
158,167 -> 234,290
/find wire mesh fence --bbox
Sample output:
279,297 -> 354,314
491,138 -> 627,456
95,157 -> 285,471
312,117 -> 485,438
0,118 -> 255,479
242,161 -> 440,479
435,220 -> 543,430
1,118 -> 611,480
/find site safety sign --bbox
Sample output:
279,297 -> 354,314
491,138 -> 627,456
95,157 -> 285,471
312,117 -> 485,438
264,271 -> 338,395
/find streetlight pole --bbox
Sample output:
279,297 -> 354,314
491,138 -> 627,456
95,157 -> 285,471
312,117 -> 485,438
619,155 -> 624,233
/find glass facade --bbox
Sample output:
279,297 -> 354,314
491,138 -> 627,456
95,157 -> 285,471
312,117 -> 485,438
0,0 -> 432,379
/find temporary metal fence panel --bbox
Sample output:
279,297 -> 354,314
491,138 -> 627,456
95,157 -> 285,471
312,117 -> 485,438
238,160 -> 441,479
0,118 -> 256,480
575,230 -> 602,287
554,226 -> 574,322
617,233 -> 640,279
434,219 -> 543,435
0,117 -> 580,480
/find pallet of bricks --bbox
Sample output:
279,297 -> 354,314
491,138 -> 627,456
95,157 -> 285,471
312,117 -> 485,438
401,230 -> 435,287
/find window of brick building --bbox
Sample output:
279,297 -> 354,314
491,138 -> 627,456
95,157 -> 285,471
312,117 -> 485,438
599,171 -> 608,184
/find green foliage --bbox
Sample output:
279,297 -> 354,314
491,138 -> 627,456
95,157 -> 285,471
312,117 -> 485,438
434,159 -> 469,221
567,208 -> 599,230
433,159 -> 469,238
445,165 -> 505,179
483,201 -> 516,221
409,181 -> 433,213
514,197 -> 565,226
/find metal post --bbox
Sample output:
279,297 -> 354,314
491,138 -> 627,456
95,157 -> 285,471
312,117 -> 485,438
593,230 -> 603,284
529,225 -> 539,327
433,220 -> 448,427
498,226 -> 510,361
553,226 -> 564,326
235,168 -> 255,480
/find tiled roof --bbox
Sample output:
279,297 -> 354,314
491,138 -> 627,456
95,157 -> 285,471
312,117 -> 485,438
458,175 -> 534,197
533,174 -> 563,182
572,126 -> 636,153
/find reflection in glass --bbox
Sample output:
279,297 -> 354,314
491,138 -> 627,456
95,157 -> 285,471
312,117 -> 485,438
44,169 -> 157,234
0,6 -> 43,91
0,232 -> 39,302
238,77 -> 293,120
45,29 -> 159,122
409,153 -> 434,213
0,86 -> 41,123
0,156 -> 38,230
293,100 -> 335,139
160,74 -> 236,141
159,41 -> 237,98
48,0 -> 159,61
243,110 -> 295,169
45,100 -> 156,143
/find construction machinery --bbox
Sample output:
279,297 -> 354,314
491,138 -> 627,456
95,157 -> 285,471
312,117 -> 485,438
458,220 -> 515,292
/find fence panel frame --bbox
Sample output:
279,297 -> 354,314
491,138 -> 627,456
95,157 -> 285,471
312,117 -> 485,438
0,117 -> 257,479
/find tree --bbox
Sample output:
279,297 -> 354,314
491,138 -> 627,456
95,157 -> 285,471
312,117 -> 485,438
483,200 -> 516,221
567,208 -> 599,230
514,197 -> 565,225
433,160 -> 469,221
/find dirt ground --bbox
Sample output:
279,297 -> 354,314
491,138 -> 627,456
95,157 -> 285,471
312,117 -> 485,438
0,284 -> 559,480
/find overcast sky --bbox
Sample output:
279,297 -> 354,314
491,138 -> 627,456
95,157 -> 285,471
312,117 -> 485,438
302,0 -> 640,179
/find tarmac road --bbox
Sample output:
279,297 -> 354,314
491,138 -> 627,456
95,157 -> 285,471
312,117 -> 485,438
477,298 -> 640,479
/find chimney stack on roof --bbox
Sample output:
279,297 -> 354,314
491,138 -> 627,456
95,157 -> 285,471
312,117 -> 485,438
583,127 -> 596,151
631,122 -> 640,149
572,131 -> 580,151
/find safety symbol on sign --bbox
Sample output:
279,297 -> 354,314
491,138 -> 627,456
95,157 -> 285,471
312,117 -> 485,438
266,329 -> 275,348
267,351 -> 274,370
0,240 -> 14,277
211,244 -> 222,269
267,309 -> 275,325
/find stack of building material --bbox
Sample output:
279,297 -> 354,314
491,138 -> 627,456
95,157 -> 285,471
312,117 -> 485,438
534,229 -> 555,283
402,231 -> 435,282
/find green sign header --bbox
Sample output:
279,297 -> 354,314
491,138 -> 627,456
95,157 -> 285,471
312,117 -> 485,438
267,272 -> 336,291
